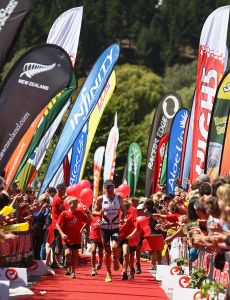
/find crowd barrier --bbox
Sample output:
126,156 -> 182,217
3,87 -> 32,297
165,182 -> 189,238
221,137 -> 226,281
0,231 -> 33,268
191,250 -> 230,295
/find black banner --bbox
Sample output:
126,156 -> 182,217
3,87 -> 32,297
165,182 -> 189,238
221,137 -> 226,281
0,0 -> 33,70
145,92 -> 182,197
0,44 -> 72,173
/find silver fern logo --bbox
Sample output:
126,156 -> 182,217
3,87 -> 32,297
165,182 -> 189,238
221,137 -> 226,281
20,63 -> 56,79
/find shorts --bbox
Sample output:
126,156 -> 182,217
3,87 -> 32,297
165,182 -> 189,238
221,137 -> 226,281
90,239 -> 103,249
100,228 -> 119,247
63,244 -> 81,250
119,239 -> 128,248
129,246 -> 136,253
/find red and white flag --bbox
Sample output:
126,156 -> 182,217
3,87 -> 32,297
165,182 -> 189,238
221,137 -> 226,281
93,146 -> 105,200
189,6 -> 229,183
103,113 -> 119,181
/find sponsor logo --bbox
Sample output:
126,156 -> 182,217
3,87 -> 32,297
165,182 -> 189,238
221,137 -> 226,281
72,218 -> 77,224
5,268 -> 18,281
147,95 -> 180,170
178,275 -> 190,288
223,82 -> 230,92
128,147 -> 141,175
18,63 -> 57,91
168,111 -> 188,192
70,47 -> 115,131
170,266 -> 180,275
0,0 -> 18,32
69,124 -> 88,185
20,63 -> 56,79
28,260 -> 38,271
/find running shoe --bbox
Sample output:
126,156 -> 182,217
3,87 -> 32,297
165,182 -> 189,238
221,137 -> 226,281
105,273 -> 112,282
45,266 -> 55,276
113,258 -> 120,271
91,268 -> 97,276
122,272 -> 128,280
71,272 -> 76,279
136,263 -> 141,274
96,263 -> 102,270
129,267 -> 135,279
66,266 -> 71,275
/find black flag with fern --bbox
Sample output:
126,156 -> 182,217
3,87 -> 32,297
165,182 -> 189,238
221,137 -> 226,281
0,44 -> 72,173
0,0 -> 33,70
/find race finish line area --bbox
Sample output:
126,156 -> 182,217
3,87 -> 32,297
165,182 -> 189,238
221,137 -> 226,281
29,256 -> 168,300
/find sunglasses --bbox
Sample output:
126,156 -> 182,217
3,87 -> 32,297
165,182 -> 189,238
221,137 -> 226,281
105,185 -> 115,189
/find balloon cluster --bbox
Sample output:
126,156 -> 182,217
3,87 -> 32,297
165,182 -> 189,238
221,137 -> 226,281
65,179 -> 93,209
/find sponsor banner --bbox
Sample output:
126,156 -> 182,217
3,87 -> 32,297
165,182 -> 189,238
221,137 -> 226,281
145,92 -> 182,197
16,101 -> 70,189
0,232 -> 33,268
160,143 -> 168,186
69,71 -> 116,185
39,43 -> 120,194
205,70 -> 230,180
0,44 -> 72,174
93,146 -> 105,200
191,251 -> 230,294
166,109 -> 189,194
162,270 -> 189,294
47,6 -> 83,67
0,0 -> 32,69
27,260 -> 46,276
127,142 -> 142,196
0,268 -> 27,288
0,280 -> 9,300
190,6 -> 229,184
103,113 -> 119,181
152,134 -> 169,193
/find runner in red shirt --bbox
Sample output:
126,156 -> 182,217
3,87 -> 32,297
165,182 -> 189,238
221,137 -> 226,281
56,196 -> 91,279
89,215 -> 103,276
119,201 -> 136,280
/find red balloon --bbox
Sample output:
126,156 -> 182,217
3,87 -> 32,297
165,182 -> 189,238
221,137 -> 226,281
143,225 -> 151,237
117,183 -> 131,197
136,216 -> 149,229
79,179 -> 91,190
66,184 -> 82,197
116,191 -> 126,199
80,188 -> 93,208
63,198 -> 69,210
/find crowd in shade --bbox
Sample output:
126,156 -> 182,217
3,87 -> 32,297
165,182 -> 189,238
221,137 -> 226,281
0,173 -> 230,282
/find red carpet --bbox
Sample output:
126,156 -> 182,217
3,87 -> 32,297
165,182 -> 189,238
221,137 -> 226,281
29,256 -> 168,300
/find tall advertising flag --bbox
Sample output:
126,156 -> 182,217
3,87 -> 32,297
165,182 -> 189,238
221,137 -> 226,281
127,142 -> 142,196
145,92 -> 182,197
220,114 -> 230,176
0,0 -> 32,70
205,70 -> 230,180
93,146 -> 105,200
103,113 -> 119,181
166,109 -> 189,194
0,44 -> 72,174
152,133 -> 169,193
39,44 -> 120,194
189,6 -> 229,184
5,7 -> 82,187
47,6 -> 83,67
69,71 -> 116,185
